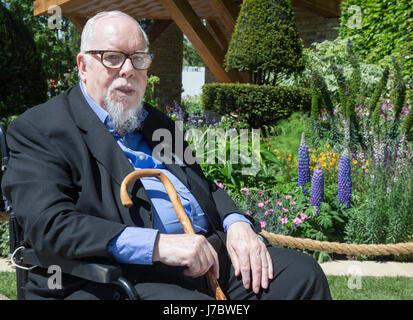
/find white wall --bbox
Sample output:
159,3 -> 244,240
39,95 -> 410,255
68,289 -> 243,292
181,66 -> 205,98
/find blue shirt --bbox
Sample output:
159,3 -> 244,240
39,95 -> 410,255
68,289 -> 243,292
79,82 -> 250,264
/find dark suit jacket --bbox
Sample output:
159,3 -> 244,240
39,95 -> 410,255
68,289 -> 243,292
2,83 -> 258,299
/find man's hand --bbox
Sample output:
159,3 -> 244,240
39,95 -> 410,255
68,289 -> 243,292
226,222 -> 274,294
153,233 -> 220,279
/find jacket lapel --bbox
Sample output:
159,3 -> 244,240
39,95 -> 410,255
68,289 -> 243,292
66,84 -> 134,186
139,105 -> 189,187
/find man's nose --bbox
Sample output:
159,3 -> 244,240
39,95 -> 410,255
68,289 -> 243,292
119,57 -> 135,78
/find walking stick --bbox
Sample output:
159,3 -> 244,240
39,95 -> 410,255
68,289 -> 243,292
120,168 -> 227,300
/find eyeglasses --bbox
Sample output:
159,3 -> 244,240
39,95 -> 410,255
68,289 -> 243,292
84,50 -> 154,70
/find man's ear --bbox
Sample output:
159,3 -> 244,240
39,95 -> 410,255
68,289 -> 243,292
77,53 -> 87,83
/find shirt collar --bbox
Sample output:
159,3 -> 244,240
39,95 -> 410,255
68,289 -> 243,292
79,80 -> 109,124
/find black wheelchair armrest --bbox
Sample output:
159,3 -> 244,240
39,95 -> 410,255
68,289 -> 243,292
22,248 -> 122,284
20,248 -> 139,299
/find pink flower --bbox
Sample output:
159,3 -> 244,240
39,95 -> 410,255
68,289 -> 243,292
240,187 -> 249,192
279,217 -> 288,224
264,200 -> 270,205
285,195 -> 292,199
258,191 -> 265,196
293,218 -> 303,225
245,210 -> 252,215
259,221 -> 266,228
277,201 -> 283,206
264,209 -> 274,215
289,201 -> 296,206
257,202 -> 265,207
245,192 -> 250,196
281,208 -> 289,213
299,213 -> 308,220
216,182 -> 223,188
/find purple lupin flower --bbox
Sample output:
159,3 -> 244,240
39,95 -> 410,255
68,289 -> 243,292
337,150 -> 352,208
298,133 -> 311,196
310,162 -> 324,215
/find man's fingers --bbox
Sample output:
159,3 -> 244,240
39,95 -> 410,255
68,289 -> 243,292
267,250 -> 274,280
227,245 -> 240,277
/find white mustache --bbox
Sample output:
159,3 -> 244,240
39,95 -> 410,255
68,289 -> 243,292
109,79 -> 140,94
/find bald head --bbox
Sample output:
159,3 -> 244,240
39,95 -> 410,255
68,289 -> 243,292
80,11 -> 149,53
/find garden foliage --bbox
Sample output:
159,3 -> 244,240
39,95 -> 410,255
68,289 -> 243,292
202,83 -> 311,128
2,0 -> 80,98
225,0 -> 305,85
0,1 -> 47,125
340,0 -> 413,78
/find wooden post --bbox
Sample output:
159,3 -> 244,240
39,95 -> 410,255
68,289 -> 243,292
158,0 -> 243,83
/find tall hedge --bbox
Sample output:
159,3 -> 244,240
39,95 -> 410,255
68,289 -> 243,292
202,83 -> 311,128
0,1 -> 47,124
340,0 -> 413,77
225,0 -> 305,85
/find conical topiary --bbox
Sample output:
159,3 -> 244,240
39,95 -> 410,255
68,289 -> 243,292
225,0 -> 305,85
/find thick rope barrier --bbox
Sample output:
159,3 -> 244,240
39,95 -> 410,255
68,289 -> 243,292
2,212 -> 413,256
260,230 -> 413,256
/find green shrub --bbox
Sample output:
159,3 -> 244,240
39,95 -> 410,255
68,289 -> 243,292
0,1 -> 47,124
225,0 -> 305,85
201,83 -> 311,128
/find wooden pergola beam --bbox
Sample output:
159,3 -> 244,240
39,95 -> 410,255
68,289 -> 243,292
33,0 -> 88,16
206,19 -> 229,51
292,0 -> 341,18
158,0 -> 243,83
145,20 -> 173,44
67,15 -> 87,32
207,0 -> 239,35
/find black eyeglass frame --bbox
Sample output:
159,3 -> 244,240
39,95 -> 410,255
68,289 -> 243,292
84,50 -> 154,70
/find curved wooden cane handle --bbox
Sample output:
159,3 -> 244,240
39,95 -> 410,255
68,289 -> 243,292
120,169 -> 227,300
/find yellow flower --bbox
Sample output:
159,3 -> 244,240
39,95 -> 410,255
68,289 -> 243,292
311,154 -> 316,159
327,144 -> 330,149
277,156 -> 281,160
274,149 -> 279,154
353,159 -> 358,165
365,160 -> 369,166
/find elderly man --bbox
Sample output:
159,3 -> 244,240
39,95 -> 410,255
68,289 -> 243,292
1,11 -> 331,300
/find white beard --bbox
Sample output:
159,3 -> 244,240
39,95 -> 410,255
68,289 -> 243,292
103,79 -> 145,134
